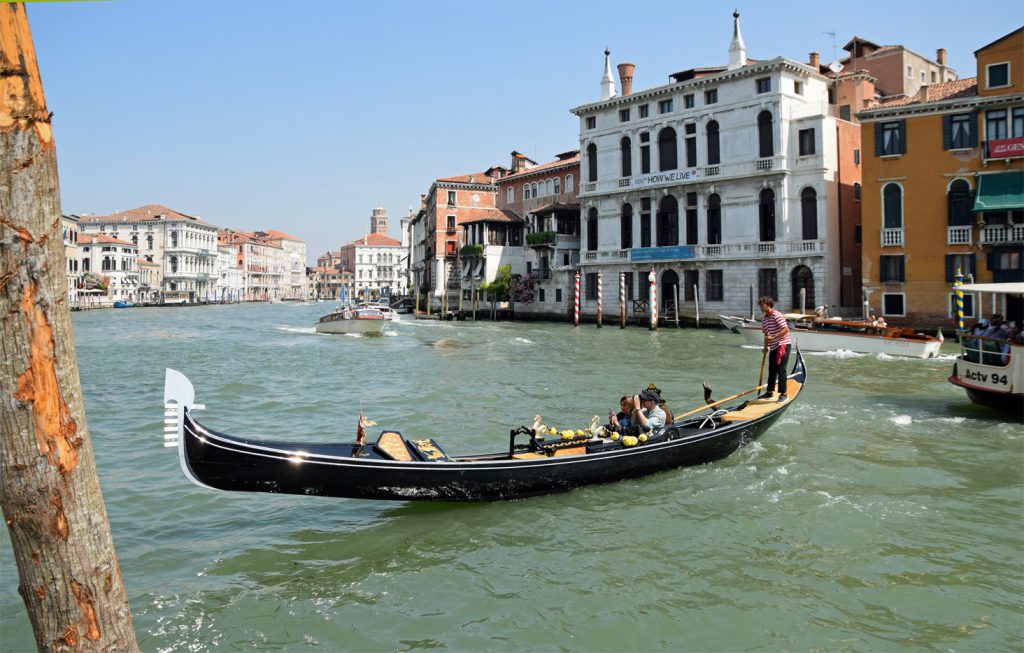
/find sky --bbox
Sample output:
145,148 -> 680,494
25,0 -> 1024,264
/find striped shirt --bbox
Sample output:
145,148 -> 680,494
762,309 -> 791,349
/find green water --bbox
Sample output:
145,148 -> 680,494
2,303 -> 1022,652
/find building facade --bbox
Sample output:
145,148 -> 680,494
78,235 -> 139,305
254,230 -> 308,300
61,214 -> 80,307
859,28 -> 1024,326
339,209 -> 405,301
218,229 -> 286,301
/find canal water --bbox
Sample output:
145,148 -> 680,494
2,303 -> 1021,652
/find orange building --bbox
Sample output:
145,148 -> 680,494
858,28 -> 1024,326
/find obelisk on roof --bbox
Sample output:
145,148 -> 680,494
600,48 -> 618,101
728,10 -> 747,70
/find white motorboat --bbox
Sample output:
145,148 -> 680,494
315,306 -> 388,335
718,313 -> 943,359
948,282 -> 1023,418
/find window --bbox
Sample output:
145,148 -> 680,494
447,191 -> 456,206
945,113 -> 976,149
685,192 -> 698,245
707,194 -> 722,245
538,288 -> 545,303
621,203 -> 633,249
878,120 -> 906,156
854,148 -> 860,165
986,109 -> 1007,141
556,288 -> 562,303
855,225 -> 862,244
684,94 -> 695,108
798,128 -> 815,155
920,71 -> 926,84
506,187 -> 514,203
531,182 -> 538,198
706,121 -> 720,165
794,81 -> 803,95
620,137 -> 632,177
619,108 -> 631,122
949,293 -> 975,319
551,177 -> 559,195
586,143 -> 598,182
854,182 -> 861,201
684,123 -> 697,167
883,183 -> 903,228
704,89 -> 718,104
945,253 -> 976,281
565,175 -> 573,192
879,255 -> 905,282
906,65 -> 913,79
1014,107 -> 1024,137
756,77 -> 771,93
882,293 -> 905,316
658,127 -> 678,171
640,198 -> 652,248
624,272 -> 634,301
948,179 -> 974,226
986,62 -> 1010,88
523,185 -> 529,200
446,215 -> 456,233
656,195 -> 679,247
839,105 -> 851,121
640,132 -> 651,174
707,269 -> 724,301
758,268 -> 778,302
638,104 -> 649,119
586,116 -> 596,129
801,187 -> 818,240
757,111 -> 774,158
759,188 -> 775,242
585,273 -> 598,300
683,270 -> 699,301
659,99 -> 673,114
586,207 -> 598,251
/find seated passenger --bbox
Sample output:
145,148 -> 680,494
645,383 -> 674,425
607,396 -> 633,434
631,389 -> 666,434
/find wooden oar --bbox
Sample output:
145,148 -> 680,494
674,383 -> 769,421
758,348 -> 768,387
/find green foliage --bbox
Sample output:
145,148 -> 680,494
460,244 -> 484,258
526,231 -> 556,246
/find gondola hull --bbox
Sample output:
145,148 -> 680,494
165,355 -> 806,502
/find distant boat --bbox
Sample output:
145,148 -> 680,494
314,306 -> 388,335
719,313 -> 942,359
113,300 -> 134,309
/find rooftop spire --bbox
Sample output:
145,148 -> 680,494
728,9 -> 747,70
600,48 -> 618,101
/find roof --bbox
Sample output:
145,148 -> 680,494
500,153 -> 580,182
137,258 -> 161,267
459,208 -> 523,224
256,229 -> 304,242
974,27 -> 1024,55
346,233 -> 402,247
843,36 -> 882,52
79,234 -> 137,247
80,204 -> 215,228
437,170 -> 498,185
875,78 -> 978,108
529,202 -> 581,216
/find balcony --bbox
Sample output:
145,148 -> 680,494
947,225 -> 972,245
980,223 -> 1024,244
526,231 -> 557,247
698,239 -> 825,260
881,228 -> 904,247
758,242 -> 776,255
755,158 -> 774,171
531,267 -> 553,280
617,178 -> 631,187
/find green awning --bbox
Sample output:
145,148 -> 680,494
973,171 -> 1024,212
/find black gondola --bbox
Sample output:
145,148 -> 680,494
162,353 -> 806,502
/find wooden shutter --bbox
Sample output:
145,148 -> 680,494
942,114 -> 952,150
897,256 -> 905,282
898,121 -> 907,154
880,256 -> 889,282
945,254 -> 955,282
874,123 -> 884,157
969,112 -> 979,147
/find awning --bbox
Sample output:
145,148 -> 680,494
973,171 -> 1024,212
956,282 -> 1024,294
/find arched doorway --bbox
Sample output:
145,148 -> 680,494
661,270 -> 679,313
791,265 -> 815,312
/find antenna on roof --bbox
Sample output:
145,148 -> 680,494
823,30 -> 843,74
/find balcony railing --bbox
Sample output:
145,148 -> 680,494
980,223 -> 1024,244
583,182 -> 597,192
755,158 -> 774,171
526,231 -> 557,247
758,242 -> 776,254
881,228 -> 904,247
531,267 -> 553,280
703,165 -> 720,176
698,239 -> 825,260
947,225 -> 972,245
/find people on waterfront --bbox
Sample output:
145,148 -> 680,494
759,296 -> 792,403
631,389 -> 666,433
607,396 -> 634,434
814,304 -> 830,321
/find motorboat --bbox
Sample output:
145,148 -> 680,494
314,306 -> 388,335
719,313 -> 942,359
161,353 -> 807,502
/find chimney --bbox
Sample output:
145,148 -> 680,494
617,63 -> 635,96
936,48 -> 947,65
809,52 -> 820,70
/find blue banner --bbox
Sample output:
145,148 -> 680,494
630,246 -> 697,262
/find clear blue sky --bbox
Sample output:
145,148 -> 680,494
26,0 -> 1023,263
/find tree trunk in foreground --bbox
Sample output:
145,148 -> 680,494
0,5 -> 139,651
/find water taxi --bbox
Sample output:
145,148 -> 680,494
314,306 -> 388,335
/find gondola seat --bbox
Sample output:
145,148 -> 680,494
375,432 -> 414,461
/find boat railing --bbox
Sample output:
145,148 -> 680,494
959,334 -> 1019,366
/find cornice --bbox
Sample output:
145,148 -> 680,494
858,92 -> 1024,121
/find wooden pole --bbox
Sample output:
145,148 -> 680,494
596,271 -> 603,328
649,269 -> 657,330
693,283 -> 699,329
619,271 -> 626,329
0,6 -> 140,649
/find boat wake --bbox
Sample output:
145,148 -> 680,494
513,337 -> 535,345
276,325 -> 317,335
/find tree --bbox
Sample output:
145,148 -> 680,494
509,273 -> 536,305
0,5 -> 140,651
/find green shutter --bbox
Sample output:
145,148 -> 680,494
899,120 -> 907,154
874,123 -> 883,157
943,115 -> 952,150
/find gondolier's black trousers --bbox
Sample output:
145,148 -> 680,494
766,344 -> 790,396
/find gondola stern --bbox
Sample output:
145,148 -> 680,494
163,368 -> 213,491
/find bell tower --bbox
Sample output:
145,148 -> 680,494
370,206 -> 388,235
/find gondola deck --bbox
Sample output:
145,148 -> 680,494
162,352 -> 807,501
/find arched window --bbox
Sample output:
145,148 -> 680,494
170,231 -> 178,248
854,182 -> 861,201
801,187 -> 818,240
656,195 -> 679,246
620,137 -> 632,177
507,187 -> 514,203
523,185 -> 529,200
883,183 -> 903,228
586,207 -> 598,251
546,179 -> 553,195
586,143 -> 598,182
658,127 -> 678,171
531,183 -> 538,199
553,177 -> 561,195
706,121 -> 721,165
566,174 -> 574,193
621,203 -> 633,249
948,179 -> 973,226
131,234 -> 138,246
759,188 -> 776,241
707,194 -> 722,245
757,111 -> 774,158
170,256 -> 178,273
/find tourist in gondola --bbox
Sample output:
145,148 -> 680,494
631,389 -> 666,433
759,296 -> 792,403
607,396 -> 634,434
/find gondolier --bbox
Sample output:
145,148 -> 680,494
759,296 -> 791,403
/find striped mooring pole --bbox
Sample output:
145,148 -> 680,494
574,270 -> 581,327
649,269 -> 657,330
954,267 -> 964,332
596,271 -> 603,328
619,271 -> 626,329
